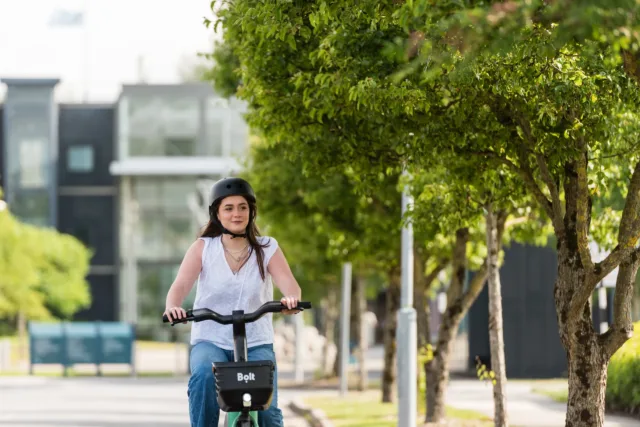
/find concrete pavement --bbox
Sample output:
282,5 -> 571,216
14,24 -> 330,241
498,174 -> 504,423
0,376 -> 310,427
445,379 -> 640,427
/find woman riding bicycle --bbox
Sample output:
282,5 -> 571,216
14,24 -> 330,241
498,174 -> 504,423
163,177 -> 302,427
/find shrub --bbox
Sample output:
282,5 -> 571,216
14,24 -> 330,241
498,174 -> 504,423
606,321 -> 640,417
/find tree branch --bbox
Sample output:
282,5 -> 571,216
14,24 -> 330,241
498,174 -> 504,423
591,161 -> 640,287
459,212 -> 506,310
447,228 -> 469,303
534,152 -> 564,228
515,113 -> 565,231
622,49 -> 640,85
505,215 -> 529,229
600,247 -> 640,358
459,261 -> 489,311
469,149 -> 555,222
618,161 -> 640,243
575,148 -> 594,272
424,259 -> 448,291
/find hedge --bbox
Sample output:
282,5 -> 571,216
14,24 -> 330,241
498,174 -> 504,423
606,321 -> 640,417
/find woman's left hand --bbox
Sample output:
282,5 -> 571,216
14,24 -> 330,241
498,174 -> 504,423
281,296 -> 301,315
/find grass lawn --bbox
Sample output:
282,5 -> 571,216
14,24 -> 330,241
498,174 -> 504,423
526,379 -> 569,403
531,386 -> 569,403
304,390 -> 493,427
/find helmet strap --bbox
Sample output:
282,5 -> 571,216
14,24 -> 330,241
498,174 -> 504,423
222,228 -> 247,239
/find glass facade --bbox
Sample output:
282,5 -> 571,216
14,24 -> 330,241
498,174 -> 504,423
127,96 -> 200,157
114,85 -> 250,339
2,80 -> 58,226
130,176 -> 218,339
133,177 -> 202,260
117,88 -> 248,161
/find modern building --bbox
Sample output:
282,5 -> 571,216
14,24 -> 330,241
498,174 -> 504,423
0,78 -> 248,340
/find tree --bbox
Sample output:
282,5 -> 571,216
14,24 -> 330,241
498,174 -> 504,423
397,0 -> 640,83
204,2 -> 550,417
0,188 -> 92,328
243,140 -> 405,399
391,8 -> 640,424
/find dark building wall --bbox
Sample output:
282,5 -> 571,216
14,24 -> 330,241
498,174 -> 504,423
58,105 -> 116,187
468,242 -> 567,378
57,105 -> 118,321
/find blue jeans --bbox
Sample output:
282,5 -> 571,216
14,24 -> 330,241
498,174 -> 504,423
188,341 -> 283,427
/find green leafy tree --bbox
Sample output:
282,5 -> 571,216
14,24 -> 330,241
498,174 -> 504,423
0,189 -> 92,328
396,0 -> 640,84
244,139 -> 405,399
204,2 -> 552,415
391,7 -> 640,424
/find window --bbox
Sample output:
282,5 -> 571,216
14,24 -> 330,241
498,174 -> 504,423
126,96 -> 200,157
19,138 -> 47,188
132,178 -> 202,260
205,106 -> 225,156
67,145 -> 94,172
11,190 -> 50,226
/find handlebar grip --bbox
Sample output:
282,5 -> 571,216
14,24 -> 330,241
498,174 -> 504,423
162,309 -> 193,325
297,302 -> 312,309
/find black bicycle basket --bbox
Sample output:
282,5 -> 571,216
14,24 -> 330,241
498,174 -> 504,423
213,360 -> 275,412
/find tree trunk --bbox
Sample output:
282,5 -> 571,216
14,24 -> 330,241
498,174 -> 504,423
415,251 -> 447,350
414,252 -> 429,349
350,275 -> 358,366
426,222 -> 505,423
323,288 -> 338,377
564,306 -> 609,427
17,310 -> 26,362
486,205 -> 509,427
425,309 -> 459,423
381,269 -> 401,403
553,239 -> 639,427
426,228 -> 471,423
355,275 -> 368,391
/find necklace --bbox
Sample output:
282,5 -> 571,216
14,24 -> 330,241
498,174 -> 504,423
225,247 -> 248,263
222,241 -> 250,274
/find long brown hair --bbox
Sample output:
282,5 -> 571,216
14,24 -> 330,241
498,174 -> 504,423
200,196 -> 271,281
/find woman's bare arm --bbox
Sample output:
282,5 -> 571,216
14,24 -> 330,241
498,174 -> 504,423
164,239 -> 204,321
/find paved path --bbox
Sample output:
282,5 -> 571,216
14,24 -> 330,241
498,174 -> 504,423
445,379 -> 640,427
0,377 -> 309,427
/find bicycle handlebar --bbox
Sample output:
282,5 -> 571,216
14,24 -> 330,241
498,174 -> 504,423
162,301 -> 312,326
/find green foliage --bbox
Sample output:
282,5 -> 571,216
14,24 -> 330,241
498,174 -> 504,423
0,191 -> 92,322
396,4 -> 640,252
606,322 -> 640,415
475,356 -> 497,386
417,343 -> 434,411
244,138 -> 403,303
395,0 -> 640,85
200,39 -> 241,97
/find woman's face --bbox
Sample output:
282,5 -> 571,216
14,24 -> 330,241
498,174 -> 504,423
217,195 -> 250,234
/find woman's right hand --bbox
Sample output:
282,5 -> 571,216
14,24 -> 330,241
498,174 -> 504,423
164,306 -> 187,323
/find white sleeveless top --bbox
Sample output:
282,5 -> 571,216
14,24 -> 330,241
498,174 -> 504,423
189,235 -> 279,350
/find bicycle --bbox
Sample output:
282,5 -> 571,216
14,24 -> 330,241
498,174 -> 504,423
163,300 -> 312,427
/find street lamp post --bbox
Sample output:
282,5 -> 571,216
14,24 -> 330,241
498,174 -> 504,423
339,262 -> 352,396
397,173 -> 417,427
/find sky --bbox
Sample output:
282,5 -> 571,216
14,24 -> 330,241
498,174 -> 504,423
0,0 -> 217,103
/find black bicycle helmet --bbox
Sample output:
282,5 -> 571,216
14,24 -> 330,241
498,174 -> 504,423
208,177 -> 256,238
209,177 -> 256,206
